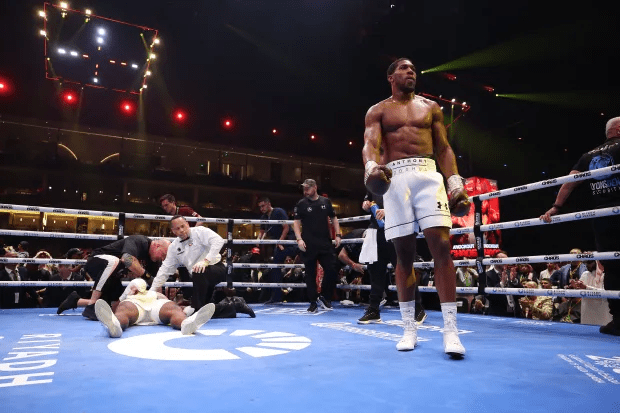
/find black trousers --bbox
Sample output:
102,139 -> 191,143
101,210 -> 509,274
367,230 -> 420,309
190,262 -> 227,310
592,214 -> 620,319
302,244 -> 337,302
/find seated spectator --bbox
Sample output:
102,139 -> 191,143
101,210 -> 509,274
516,263 -> 536,284
43,248 -> 89,308
539,262 -> 559,284
281,255 -> 305,302
550,248 -> 587,288
16,241 -> 30,258
580,258 -> 604,290
0,252 -> 26,308
18,252 -> 52,307
456,265 -> 478,313
518,280 -> 553,320
553,279 -> 584,323
479,251 -> 522,317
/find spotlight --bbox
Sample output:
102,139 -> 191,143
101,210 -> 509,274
38,10 -> 46,18
60,2 -> 69,9
93,78 -> 98,83
97,37 -> 104,44
85,9 -> 92,15
98,28 -> 105,36
70,51 -> 78,57
173,110 -> 187,123
146,71 -> 151,76
120,101 -> 135,115
222,119 -> 233,129
131,63 -> 138,69
272,129 -> 277,134
451,98 -> 456,103
58,48 -> 66,54
39,30 -> 47,36
62,90 -> 78,105
154,38 -> 160,45
150,53 -> 156,59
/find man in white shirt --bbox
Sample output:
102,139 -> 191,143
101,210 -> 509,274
151,215 -> 227,311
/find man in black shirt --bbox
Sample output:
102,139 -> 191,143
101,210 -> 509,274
541,116 -> 620,335
293,179 -> 341,312
57,235 -> 170,320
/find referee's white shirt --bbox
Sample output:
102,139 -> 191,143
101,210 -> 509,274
151,226 -> 226,290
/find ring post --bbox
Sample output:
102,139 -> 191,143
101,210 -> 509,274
473,197 -> 486,295
226,219 -> 234,289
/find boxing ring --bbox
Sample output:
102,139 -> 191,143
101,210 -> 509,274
1,164 -> 620,412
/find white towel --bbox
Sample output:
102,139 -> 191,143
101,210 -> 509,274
359,228 -> 378,264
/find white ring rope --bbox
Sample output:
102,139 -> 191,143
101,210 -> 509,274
4,204 -> 618,242
474,164 -> 620,201
1,166 -> 619,302
1,281 -> 618,300
2,251 -> 618,268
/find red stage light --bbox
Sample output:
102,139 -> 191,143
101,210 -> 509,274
173,110 -> 186,123
61,90 -> 78,105
223,119 -> 233,129
120,100 -> 135,115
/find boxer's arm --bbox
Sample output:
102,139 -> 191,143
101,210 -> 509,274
431,103 -> 459,179
362,104 -> 383,165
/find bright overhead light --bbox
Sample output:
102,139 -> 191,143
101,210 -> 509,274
60,2 -> 69,9
93,78 -> 98,83
70,51 -> 78,56
142,84 -> 148,89
58,48 -> 66,54
39,30 -> 47,36
146,71 -> 151,76
97,37 -> 104,44
38,10 -> 46,18
131,63 -> 138,69
98,28 -> 105,36
154,38 -> 160,45
150,53 -> 156,59
85,9 -> 92,15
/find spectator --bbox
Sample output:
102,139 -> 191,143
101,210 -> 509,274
479,251 -> 521,317
519,280 -> 553,320
16,241 -> 29,258
550,248 -> 587,289
0,252 -> 26,308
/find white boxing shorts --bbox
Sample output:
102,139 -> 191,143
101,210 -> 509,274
124,291 -> 171,325
383,157 -> 452,240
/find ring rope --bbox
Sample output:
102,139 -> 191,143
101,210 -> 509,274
0,281 -> 617,300
3,204 -> 617,242
473,164 -> 619,201
2,251 -> 618,268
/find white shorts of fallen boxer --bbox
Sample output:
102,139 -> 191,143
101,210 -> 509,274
383,157 -> 452,241
124,291 -> 171,325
